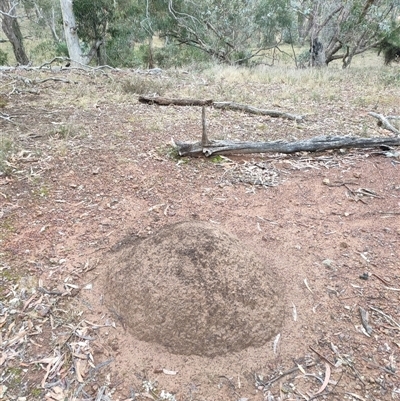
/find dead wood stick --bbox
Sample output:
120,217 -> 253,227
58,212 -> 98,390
35,77 -> 76,84
369,306 -> 400,329
259,362 -> 316,388
259,366 -> 300,387
213,101 -> 304,121
368,112 -> 400,136
138,96 -> 302,120
371,272 -> 391,286
359,306 -> 373,335
201,106 -> 209,145
0,112 -> 17,124
176,135 -> 400,157
138,95 -> 213,106
309,346 -> 336,367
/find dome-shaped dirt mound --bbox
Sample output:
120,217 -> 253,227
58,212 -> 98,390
104,221 -> 286,357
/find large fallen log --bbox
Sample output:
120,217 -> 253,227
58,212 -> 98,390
175,135 -> 400,157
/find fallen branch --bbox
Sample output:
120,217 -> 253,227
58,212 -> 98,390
175,135 -> 400,157
138,96 -> 303,120
35,77 -> 77,84
139,96 -> 213,106
0,112 -> 17,124
213,101 -> 303,121
368,112 -> 400,136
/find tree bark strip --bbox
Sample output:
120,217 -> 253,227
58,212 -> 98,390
176,135 -> 400,157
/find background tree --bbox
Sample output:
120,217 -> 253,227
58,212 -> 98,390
0,0 -> 29,64
60,0 -> 108,65
60,0 -> 87,64
105,0 -> 143,67
23,0 -> 63,44
72,0 -> 115,65
378,23 -> 400,64
294,0 -> 400,68
160,0 -> 294,65
2,0 -> 399,68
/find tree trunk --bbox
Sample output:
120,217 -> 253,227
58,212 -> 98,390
0,0 -> 29,65
59,0 -> 86,65
310,37 -> 326,67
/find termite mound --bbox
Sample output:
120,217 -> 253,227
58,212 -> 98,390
104,221 -> 286,357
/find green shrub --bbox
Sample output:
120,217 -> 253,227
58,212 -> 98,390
0,49 -> 8,65
379,69 -> 400,87
151,44 -> 211,69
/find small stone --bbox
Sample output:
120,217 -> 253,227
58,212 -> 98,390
322,259 -> 334,268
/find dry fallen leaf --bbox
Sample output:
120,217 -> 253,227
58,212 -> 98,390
75,359 -> 88,383
313,363 -> 330,395
0,385 -> 8,398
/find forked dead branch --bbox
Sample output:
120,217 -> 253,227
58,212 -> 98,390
138,96 -> 400,157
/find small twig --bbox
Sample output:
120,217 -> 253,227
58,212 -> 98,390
0,112 -> 17,125
384,286 -> 400,291
57,321 -> 85,350
260,366 -> 299,387
258,363 -> 314,388
90,358 -> 114,378
218,375 -> 240,397
38,57 -> 69,68
370,306 -> 400,329
371,272 -> 391,286
309,346 -> 336,367
38,287 -> 64,296
35,77 -> 77,84
345,392 -> 366,401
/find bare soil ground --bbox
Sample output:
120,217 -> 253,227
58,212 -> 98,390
1,64 -> 400,401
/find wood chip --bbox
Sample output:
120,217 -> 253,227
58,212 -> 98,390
273,333 -> 281,354
163,369 -> 178,375
359,307 -> 373,335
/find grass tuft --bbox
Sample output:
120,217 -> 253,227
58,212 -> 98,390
121,75 -> 172,96
0,136 -> 14,176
